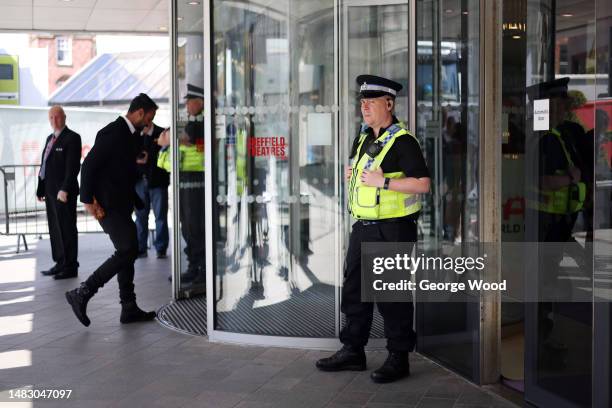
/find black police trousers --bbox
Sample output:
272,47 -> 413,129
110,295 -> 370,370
179,172 -> 206,269
85,210 -> 138,303
339,219 -> 417,352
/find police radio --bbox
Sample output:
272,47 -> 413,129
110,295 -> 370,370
365,141 -> 384,158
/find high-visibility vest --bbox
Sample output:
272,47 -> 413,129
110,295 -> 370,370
157,143 -> 204,173
532,128 -> 585,214
348,122 -> 422,220
236,128 -> 247,195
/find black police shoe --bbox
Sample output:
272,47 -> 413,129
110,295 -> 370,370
120,301 -> 156,324
137,250 -> 148,258
370,352 -> 410,383
315,345 -> 366,372
182,265 -> 198,283
54,270 -> 78,280
156,250 -> 167,259
41,265 -> 60,276
65,283 -> 95,327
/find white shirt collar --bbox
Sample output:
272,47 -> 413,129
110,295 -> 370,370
53,126 -> 65,137
144,124 -> 155,136
122,115 -> 136,134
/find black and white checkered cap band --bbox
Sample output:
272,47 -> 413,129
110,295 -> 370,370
188,90 -> 204,98
360,83 -> 397,96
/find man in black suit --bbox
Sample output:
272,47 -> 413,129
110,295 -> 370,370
65,94 -> 158,327
135,122 -> 170,259
36,105 -> 81,280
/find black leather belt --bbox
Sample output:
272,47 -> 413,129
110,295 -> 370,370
358,218 -> 414,226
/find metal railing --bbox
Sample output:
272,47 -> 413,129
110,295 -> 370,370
0,164 -> 104,252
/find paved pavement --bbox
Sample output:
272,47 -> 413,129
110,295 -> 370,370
0,233 -> 519,408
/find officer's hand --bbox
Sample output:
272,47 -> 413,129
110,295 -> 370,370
569,167 -> 581,183
57,190 -> 68,203
361,167 -> 384,188
345,166 -> 353,180
37,196 -> 45,202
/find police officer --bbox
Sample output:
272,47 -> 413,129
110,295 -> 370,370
527,78 -> 587,352
158,84 -> 206,284
528,78 -> 586,264
316,75 -> 430,383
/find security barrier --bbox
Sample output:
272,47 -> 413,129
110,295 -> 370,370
0,164 -> 103,253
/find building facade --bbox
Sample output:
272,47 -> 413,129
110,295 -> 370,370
29,34 -> 96,95
161,1 -> 612,407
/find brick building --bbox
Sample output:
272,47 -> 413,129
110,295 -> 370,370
29,34 -> 96,95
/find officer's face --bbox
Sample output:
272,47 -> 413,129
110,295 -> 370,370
360,96 -> 393,127
186,97 -> 204,116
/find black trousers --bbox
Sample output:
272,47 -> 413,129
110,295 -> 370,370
179,172 -> 205,269
340,219 -> 417,352
85,210 -> 138,303
45,191 -> 79,272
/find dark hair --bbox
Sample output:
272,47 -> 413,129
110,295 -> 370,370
128,93 -> 158,113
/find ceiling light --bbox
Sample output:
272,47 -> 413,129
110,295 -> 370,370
188,1 -> 200,5
159,26 -> 167,31
561,13 -> 573,17
177,17 -> 184,21
445,9 -> 453,13
512,35 -> 521,39
462,11 -> 469,15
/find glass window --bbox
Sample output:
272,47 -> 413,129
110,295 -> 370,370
212,0 -> 338,337
500,0 -> 611,405
415,0 -> 481,382
56,36 -> 72,66
172,0 -> 206,295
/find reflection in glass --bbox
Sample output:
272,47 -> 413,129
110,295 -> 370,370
415,0 -> 481,382
212,0 -> 338,337
174,1 -> 206,295
499,0 -> 612,405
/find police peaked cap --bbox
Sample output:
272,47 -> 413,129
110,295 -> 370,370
357,75 -> 402,98
185,83 -> 204,99
526,77 -> 570,101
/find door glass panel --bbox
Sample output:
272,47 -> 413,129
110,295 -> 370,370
340,0 -> 410,339
593,1 -> 612,406
175,1 -> 206,296
212,0 -> 338,337
500,0 -> 609,405
415,0 -> 481,382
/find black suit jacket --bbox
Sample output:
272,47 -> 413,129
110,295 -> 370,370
80,117 -> 143,213
137,124 -> 170,188
36,126 -> 82,198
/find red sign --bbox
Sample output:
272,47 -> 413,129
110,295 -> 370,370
248,136 -> 287,158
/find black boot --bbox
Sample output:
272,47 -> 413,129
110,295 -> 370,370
41,265 -> 60,276
315,345 -> 366,372
65,283 -> 95,327
54,269 -> 78,280
120,301 -> 156,324
370,352 -> 410,383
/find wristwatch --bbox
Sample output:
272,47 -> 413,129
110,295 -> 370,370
383,177 -> 390,190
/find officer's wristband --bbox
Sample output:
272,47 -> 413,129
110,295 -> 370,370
383,177 -> 390,190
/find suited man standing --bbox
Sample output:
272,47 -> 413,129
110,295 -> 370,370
37,105 -> 81,280
65,94 -> 158,327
